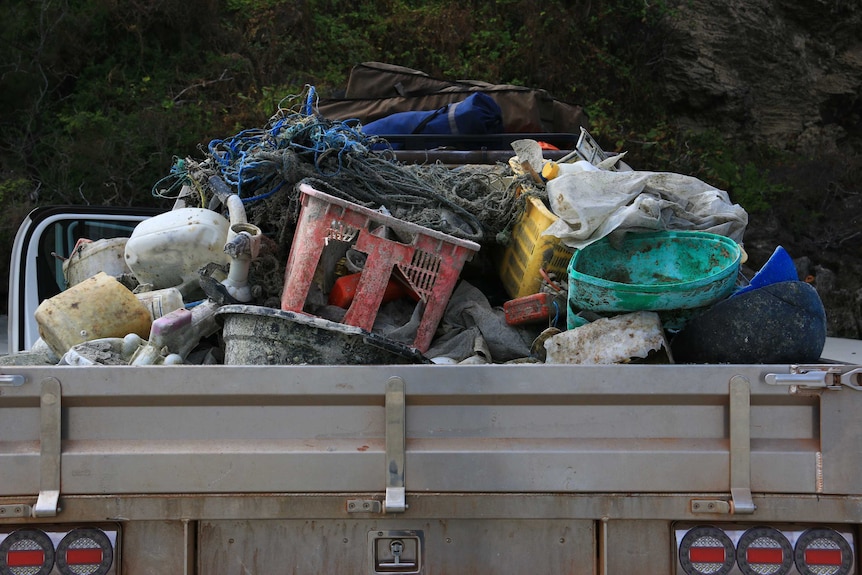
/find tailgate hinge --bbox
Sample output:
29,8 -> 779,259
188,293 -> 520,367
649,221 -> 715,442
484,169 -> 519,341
695,375 -> 756,515
384,376 -> 407,513
728,375 -> 755,514
34,377 -> 62,517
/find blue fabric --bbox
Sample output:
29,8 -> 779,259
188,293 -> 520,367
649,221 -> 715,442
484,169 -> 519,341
362,92 -> 503,142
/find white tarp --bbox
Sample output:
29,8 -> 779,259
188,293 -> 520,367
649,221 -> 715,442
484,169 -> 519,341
544,170 -> 749,249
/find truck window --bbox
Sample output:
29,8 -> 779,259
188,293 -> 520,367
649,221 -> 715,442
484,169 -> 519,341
35,219 -> 141,302
7,206 -> 160,353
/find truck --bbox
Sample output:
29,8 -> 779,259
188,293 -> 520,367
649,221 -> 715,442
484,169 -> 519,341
3,183 -> 862,575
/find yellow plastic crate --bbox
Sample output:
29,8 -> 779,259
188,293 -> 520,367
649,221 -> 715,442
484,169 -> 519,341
498,196 -> 574,299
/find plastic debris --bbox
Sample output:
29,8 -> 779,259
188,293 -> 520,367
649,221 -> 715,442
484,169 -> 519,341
543,311 -> 670,365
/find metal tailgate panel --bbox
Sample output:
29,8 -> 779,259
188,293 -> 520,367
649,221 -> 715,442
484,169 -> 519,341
198,518 -> 597,575
0,363 -> 837,496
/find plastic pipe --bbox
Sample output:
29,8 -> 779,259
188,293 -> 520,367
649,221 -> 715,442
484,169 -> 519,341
222,222 -> 262,303
225,194 -> 249,244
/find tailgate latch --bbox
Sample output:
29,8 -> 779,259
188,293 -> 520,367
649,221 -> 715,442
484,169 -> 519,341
766,365 -> 862,392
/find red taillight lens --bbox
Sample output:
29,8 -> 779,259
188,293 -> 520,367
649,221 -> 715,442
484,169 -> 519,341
676,524 -> 856,575
0,525 -> 118,575
794,528 -> 852,575
56,528 -> 114,575
736,526 -> 793,575
678,525 -> 736,575
0,528 -> 55,575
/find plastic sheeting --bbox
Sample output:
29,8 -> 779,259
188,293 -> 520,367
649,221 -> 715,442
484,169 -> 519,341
544,170 -> 749,250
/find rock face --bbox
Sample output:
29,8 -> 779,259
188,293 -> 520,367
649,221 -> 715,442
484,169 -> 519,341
660,0 -> 862,339
661,0 -> 862,152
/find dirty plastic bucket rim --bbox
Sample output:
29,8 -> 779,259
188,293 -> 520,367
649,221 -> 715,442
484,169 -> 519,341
215,304 -> 429,365
567,230 -> 741,292
216,304 -> 370,337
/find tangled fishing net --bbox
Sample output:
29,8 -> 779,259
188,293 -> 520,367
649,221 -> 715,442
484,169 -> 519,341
151,86 -> 543,305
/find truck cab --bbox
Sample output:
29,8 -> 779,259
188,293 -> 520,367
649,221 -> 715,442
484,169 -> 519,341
6,205 -> 159,355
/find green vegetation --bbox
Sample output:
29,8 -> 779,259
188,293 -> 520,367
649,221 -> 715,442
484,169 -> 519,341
0,0 -> 791,310
678,132 -> 788,215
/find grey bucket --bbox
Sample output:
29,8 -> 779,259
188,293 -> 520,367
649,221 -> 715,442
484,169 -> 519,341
215,304 -> 428,365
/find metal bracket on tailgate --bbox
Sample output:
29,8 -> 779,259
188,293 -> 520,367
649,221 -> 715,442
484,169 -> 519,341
384,376 -> 407,513
765,365 -> 862,392
692,375 -> 756,515
0,375 -> 25,387
728,376 -> 755,514
34,378 -> 62,517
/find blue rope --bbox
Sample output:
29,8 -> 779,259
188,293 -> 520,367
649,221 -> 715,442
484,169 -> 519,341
239,180 -> 285,204
179,86 -> 378,203
202,86 -> 376,202
304,86 -> 316,115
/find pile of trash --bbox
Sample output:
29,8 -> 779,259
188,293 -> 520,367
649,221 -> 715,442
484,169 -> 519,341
7,87 -> 828,367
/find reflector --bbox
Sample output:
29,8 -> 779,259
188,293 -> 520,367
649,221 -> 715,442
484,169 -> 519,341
6,550 -> 45,567
678,526 -> 736,575
795,528 -> 852,575
56,528 -> 113,575
804,548 -> 843,565
736,526 -> 792,575
675,523 -> 856,575
689,547 -> 726,563
67,548 -> 104,564
747,548 -> 783,563
0,529 -> 54,575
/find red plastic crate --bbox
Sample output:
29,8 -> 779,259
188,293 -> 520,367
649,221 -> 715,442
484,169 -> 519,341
281,184 -> 480,353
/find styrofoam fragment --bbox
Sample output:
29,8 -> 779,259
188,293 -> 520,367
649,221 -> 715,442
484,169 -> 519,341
544,311 -> 667,364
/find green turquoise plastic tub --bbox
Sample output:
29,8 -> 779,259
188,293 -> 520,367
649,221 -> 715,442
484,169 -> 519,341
567,230 -> 742,314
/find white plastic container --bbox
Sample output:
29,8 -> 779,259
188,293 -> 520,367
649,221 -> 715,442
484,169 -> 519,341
34,271 -> 152,357
134,287 -> 185,321
541,160 -> 599,180
63,237 -> 130,287
124,208 -> 231,294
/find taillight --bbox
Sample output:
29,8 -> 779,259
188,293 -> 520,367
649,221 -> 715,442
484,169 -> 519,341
794,528 -> 853,575
676,524 -> 856,575
736,526 -> 793,575
55,528 -> 114,575
678,525 -> 737,575
0,525 -> 118,575
0,528 -> 55,575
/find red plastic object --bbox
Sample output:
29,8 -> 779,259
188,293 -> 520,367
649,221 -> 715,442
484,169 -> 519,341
281,184 -> 480,352
328,272 -> 412,308
503,293 -> 555,325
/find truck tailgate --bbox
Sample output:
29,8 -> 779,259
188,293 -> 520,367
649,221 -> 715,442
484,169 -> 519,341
1,363 -> 855,498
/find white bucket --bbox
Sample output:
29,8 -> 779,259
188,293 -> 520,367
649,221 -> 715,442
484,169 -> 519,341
63,237 -> 130,287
